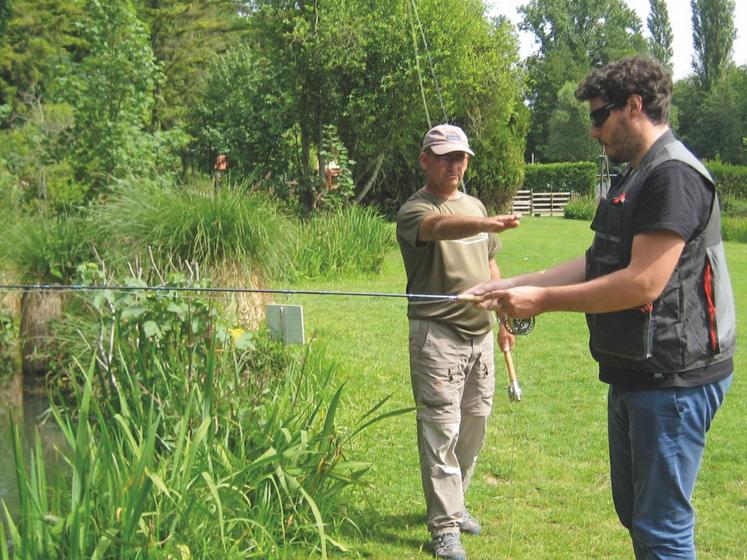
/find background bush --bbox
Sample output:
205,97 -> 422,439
523,162 -> 597,196
563,195 -> 598,221
708,161 -> 747,198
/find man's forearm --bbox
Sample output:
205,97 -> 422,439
419,213 -> 520,241
428,215 -> 490,239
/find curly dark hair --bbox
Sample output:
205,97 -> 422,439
575,56 -> 673,124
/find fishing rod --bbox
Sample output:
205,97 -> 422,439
0,282 -> 535,334
0,282 -> 483,303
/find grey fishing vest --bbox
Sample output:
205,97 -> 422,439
585,135 -> 736,376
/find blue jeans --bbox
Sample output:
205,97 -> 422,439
607,374 -> 732,559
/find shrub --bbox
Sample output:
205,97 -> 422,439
563,195 -> 598,221
523,162 -> 598,196
708,161 -> 747,198
721,195 -> 747,217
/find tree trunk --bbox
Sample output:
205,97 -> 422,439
355,153 -> 385,203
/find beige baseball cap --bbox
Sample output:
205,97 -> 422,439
421,124 -> 474,156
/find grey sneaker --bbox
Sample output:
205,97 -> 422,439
431,532 -> 467,560
460,511 -> 481,536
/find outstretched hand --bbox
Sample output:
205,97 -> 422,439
485,213 -> 521,233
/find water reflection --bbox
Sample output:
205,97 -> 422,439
0,372 -> 67,520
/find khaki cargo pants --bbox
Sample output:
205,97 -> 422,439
408,318 -> 495,536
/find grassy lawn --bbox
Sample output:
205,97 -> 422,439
285,217 -> 746,559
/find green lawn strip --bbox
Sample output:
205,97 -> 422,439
284,218 -> 746,559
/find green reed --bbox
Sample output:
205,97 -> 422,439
2,292 -> 410,558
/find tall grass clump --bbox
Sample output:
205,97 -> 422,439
563,195 -> 597,221
292,205 -> 395,279
3,285 -> 409,558
96,180 -> 297,281
721,216 -> 747,243
0,215 -> 96,284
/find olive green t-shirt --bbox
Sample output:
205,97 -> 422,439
396,188 -> 501,338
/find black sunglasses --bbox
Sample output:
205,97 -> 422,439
589,102 -> 622,128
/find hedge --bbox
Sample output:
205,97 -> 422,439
707,161 -> 747,198
523,162 -> 597,196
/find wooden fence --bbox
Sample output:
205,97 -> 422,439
512,190 -> 571,216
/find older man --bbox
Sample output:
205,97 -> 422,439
396,124 -> 519,559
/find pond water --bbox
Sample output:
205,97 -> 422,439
0,372 -> 67,521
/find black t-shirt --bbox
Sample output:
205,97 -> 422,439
631,161 -> 713,241
599,160 -> 733,388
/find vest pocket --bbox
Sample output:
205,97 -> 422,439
588,308 -> 653,361
588,201 -> 627,269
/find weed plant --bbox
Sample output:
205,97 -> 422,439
3,283 -> 409,558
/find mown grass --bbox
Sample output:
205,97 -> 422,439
286,217 -> 746,559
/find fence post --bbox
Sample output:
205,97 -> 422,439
529,189 -> 533,216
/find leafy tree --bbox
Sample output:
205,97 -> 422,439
519,0 -> 647,162
544,82 -> 598,162
0,0 -> 85,111
187,45 -> 295,177
194,0 -> 525,211
0,101 -> 82,213
0,0 -> 9,40
677,65 -> 747,164
135,0 -> 243,129
68,0 -> 158,193
690,0 -> 735,91
647,0 -> 673,70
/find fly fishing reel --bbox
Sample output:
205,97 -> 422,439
504,316 -> 535,336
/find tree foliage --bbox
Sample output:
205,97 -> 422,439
191,0 -> 526,211
544,82 -> 598,162
676,65 -> 747,164
134,0 -> 242,129
519,0 -> 647,162
1,0 -> 528,215
647,0 -> 673,70
0,0 -> 85,110
187,45 -> 295,177
68,0 -> 159,193
690,0 -> 736,91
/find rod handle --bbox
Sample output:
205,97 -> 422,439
456,293 -> 485,304
503,349 -> 518,383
